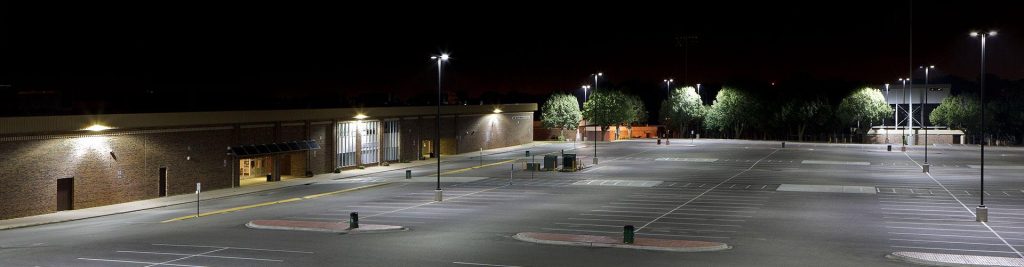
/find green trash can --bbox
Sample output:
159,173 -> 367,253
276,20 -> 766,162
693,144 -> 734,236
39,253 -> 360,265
562,154 -> 576,170
543,155 -> 557,171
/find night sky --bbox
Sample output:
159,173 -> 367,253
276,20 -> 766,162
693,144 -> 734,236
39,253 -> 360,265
3,2 -> 1023,114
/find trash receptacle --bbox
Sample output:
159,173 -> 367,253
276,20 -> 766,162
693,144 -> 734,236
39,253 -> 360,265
543,155 -> 557,171
266,174 -> 273,182
525,150 -> 530,157
563,154 -> 577,170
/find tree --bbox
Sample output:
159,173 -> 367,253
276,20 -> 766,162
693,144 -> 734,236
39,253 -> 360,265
540,93 -> 583,140
660,86 -> 704,138
931,94 -> 985,135
583,89 -> 633,140
781,98 -> 830,141
623,95 -> 648,139
705,88 -> 759,138
836,87 -> 891,134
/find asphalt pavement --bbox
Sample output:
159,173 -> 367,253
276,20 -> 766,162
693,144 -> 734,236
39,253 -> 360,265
2,139 -> 1023,266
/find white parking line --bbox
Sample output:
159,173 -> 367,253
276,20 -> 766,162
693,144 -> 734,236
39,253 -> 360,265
577,213 -> 745,222
78,258 -> 205,267
116,250 -> 283,262
889,232 -> 999,239
453,261 -> 522,267
151,244 -> 313,254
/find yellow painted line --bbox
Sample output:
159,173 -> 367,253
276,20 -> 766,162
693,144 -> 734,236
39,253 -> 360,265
301,182 -> 392,199
440,159 -> 517,175
161,183 -> 391,223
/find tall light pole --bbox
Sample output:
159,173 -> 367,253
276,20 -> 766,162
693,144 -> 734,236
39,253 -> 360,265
663,79 -> 674,97
592,72 -> 603,165
899,78 -> 908,150
971,30 -> 996,222
920,65 -> 934,172
431,53 -> 449,201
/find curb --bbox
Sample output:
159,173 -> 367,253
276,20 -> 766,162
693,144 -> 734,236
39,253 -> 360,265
512,233 -> 730,252
245,221 -> 406,234
886,251 -> 1024,267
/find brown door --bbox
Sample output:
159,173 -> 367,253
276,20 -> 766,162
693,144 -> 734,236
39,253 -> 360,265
56,177 -> 73,211
159,168 -> 167,197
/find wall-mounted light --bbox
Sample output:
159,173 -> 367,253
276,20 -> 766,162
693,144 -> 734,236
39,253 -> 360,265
493,108 -> 502,114
354,114 -> 369,120
109,151 -> 117,160
83,124 -> 113,132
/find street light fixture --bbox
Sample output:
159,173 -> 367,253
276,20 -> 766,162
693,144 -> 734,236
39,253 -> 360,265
919,65 -> 935,172
663,79 -> 673,97
431,53 -> 449,202
971,30 -> 996,222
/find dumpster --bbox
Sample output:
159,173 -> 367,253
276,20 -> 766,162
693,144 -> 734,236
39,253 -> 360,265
562,154 -> 577,171
543,155 -> 557,171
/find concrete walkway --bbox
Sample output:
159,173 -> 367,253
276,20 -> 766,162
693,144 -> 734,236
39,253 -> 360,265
246,220 -> 404,234
514,232 -> 730,252
0,142 -> 565,230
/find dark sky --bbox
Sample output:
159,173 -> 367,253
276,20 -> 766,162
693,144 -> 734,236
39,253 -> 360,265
5,1 -> 1023,102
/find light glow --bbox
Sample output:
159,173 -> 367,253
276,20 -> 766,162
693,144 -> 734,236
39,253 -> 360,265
493,108 -> 503,114
83,124 -> 113,132
354,114 -> 369,120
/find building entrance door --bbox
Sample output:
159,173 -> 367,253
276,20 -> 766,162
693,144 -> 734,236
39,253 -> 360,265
57,177 -> 73,211
159,167 -> 167,197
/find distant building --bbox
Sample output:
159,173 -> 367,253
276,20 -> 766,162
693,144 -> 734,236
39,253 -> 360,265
0,104 -> 536,220
867,84 -> 966,144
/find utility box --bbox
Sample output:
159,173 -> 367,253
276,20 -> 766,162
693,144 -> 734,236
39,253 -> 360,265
526,162 -> 541,171
543,155 -> 558,171
562,154 -> 577,171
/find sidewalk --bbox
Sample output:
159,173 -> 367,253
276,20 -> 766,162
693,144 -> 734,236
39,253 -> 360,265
0,142 -> 562,230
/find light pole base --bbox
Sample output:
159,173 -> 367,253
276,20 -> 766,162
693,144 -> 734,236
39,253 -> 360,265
976,206 -> 988,222
434,189 -> 443,202
593,158 -> 599,165
922,163 -> 930,173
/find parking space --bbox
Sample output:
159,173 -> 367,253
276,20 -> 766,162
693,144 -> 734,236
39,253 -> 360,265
76,243 -> 312,267
279,185 -> 550,228
540,188 -> 771,241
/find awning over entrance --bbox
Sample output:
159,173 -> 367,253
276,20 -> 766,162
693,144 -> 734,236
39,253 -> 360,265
228,140 -> 321,157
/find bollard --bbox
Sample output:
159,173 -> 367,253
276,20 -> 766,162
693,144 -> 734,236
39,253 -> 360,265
922,163 -> 930,173
623,225 -> 635,244
977,206 -> 988,222
657,139 -> 661,145
781,141 -> 785,148
349,212 -> 359,229
665,139 -> 670,145
406,170 -> 411,179
887,145 -> 892,151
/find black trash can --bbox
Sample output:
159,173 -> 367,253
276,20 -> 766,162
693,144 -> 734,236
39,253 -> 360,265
543,155 -> 557,171
266,174 -> 273,182
563,154 -> 577,170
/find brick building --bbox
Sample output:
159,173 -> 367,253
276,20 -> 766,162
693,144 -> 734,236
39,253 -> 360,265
0,104 -> 535,220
